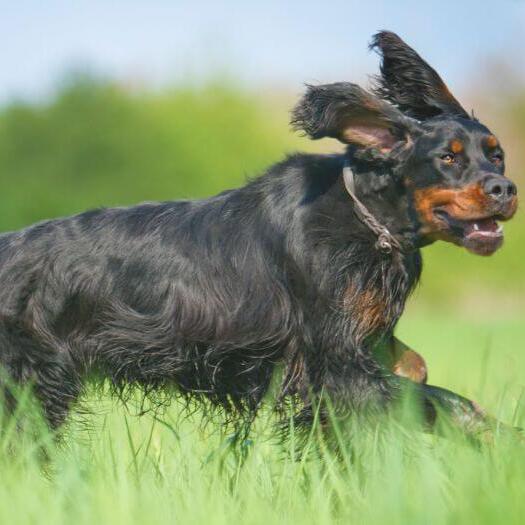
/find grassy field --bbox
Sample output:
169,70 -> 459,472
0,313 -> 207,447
1,316 -> 524,525
0,78 -> 524,524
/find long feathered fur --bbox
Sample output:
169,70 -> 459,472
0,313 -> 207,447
0,151 -> 421,430
370,30 -> 469,120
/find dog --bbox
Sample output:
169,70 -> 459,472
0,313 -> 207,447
0,31 -> 518,440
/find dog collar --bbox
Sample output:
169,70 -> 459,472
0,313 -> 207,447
342,160 -> 402,254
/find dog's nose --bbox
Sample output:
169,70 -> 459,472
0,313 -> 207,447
484,177 -> 517,202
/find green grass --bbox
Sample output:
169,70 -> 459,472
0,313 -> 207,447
1,314 -> 524,525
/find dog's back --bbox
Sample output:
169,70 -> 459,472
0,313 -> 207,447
0,154 -> 336,426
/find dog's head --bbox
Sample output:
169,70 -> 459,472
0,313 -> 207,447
292,31 -> 517,256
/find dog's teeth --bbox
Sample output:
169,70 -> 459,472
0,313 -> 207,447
496,224 -> 503,233
473,223 -> 480,231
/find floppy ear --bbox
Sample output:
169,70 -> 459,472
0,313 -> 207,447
291,82 -> 415,152
370,31 -> 469,120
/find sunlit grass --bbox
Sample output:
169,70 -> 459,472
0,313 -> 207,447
0,316 -> 524,525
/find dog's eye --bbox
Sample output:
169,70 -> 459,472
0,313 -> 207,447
440,153 -> 455,164
490,153 -> 503,165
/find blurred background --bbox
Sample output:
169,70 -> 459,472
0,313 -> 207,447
0,1 -> 523,360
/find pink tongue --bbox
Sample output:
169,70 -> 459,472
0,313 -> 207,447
466,218 -> 498,234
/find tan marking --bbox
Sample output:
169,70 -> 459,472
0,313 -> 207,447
373,337 -> 428,384
508,195 -> 518,214
486,135 -> 499,148
413,184 -> 518,241
343,284 -> 386,339
413,184 -> 496,241
391,339 -> 428,384
414,183 -> 490,221
450,139 -> 464,154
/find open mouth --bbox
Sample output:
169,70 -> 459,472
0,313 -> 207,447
434,210 -> 504,256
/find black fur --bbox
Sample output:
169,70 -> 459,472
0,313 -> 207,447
0,32 -> 518,439
0,155 -> 420,429
370,31 -> 470,120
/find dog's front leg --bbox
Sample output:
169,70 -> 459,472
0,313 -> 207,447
294,327 -> 519,443
371,337 -> 517,441
389,374 -> 520,443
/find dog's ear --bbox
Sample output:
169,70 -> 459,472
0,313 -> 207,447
370,31 -> 469,120
291,82 -> 415,152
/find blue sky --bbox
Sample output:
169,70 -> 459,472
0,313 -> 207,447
1,0 -> 524,102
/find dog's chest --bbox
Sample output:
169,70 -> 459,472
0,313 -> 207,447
343,251 -> 421,343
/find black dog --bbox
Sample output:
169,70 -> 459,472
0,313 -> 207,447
0,32 -> 518,439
